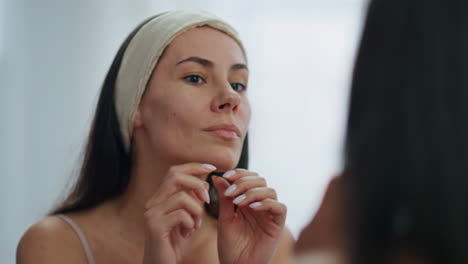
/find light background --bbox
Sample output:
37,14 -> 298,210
0,0 -> 367,262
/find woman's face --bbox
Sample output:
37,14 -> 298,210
135,27 -> 250,171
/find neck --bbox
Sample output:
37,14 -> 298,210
111,140 -> 171,233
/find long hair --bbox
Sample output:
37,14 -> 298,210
51,15 -> 249,216
344,0 -> 468,263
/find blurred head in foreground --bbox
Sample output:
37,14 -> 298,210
345,0 -> 468,263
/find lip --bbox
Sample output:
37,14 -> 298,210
203,124 -> 242,140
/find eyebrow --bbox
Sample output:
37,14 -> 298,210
176,56 -> 213,67
230,63 -> 249,72
175,56 -> 249,72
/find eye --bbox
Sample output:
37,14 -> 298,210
184,75 -> 205,85
231,82 -> 247,92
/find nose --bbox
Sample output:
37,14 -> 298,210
211,84 -> 241,113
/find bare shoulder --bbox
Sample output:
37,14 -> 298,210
17,215 -> 88,264
271,227 -> 296,264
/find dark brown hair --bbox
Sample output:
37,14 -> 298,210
345,0 -> 468,263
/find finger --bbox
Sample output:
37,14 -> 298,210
164,209 -> 197,230
148,173 -> 210,207
247,198 -> 287,226
189,189 -> 210,206
180,226 -> 195,238
150,191 -> 204,219
219,168 -> 259,182
231,187 -> 277,206
144,208 -> 196,233
212,176 -> 236,221
167,168 -> 212,202
194,215 -> 203,230
223,175 -> 267,198
166,162 -> 217,178
154,162 -> 216,202
170,173 -> 210,204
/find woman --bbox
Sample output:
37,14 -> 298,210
296,0 -> 468,263
17,10 -> 293,264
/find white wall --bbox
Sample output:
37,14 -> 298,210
0,0 -> 366,262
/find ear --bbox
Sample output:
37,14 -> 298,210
133,108 -> 144,128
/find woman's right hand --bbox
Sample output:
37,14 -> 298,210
142,163 -> 215,264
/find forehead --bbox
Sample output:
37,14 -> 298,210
163,27 -> 246,64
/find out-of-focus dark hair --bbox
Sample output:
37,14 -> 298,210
50,15 -> 248,217
344,0 -> 468,263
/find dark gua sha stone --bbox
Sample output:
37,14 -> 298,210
204,172 -> 236,219
209,172 -> 225,178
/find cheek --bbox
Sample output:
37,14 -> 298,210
157,95 -> 206,135
145,101 -> 197,155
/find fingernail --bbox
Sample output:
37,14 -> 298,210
249,202 -> 262,208
204,189 -> 210,204
233,194 -> 246,204
197,218 -> 202,229
223,170 -> 236,178
224,184 -> 237,196
202,164 -> 216,170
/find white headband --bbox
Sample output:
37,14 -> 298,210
115,10 -> 246,152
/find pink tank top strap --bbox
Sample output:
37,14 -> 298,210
57,214 -> 96,264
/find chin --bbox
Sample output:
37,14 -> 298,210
212,158 -> 239,172
198,149 -> 240,172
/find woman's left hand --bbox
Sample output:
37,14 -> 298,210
212,169 -> 286,264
